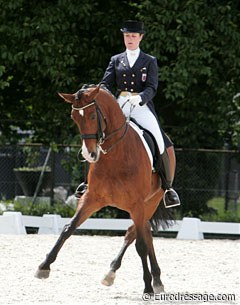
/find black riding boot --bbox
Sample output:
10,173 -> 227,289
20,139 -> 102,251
74,161 -> 89,199
159,150 -> 181,208
74,182 -> 88,198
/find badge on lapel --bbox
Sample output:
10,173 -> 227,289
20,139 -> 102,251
141,67 -> 147,82
121,60 -> 127,67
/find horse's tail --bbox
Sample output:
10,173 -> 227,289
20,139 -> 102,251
149,201 -> 175,233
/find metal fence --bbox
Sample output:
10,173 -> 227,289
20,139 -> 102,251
174,148 -> 239,215
0,144 -> 239,214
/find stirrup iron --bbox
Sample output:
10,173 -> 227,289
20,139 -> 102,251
163,188 -> 181,208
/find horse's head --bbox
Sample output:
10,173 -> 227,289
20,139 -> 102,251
59,84 -> 107,163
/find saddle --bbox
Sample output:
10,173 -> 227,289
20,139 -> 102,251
130,118 -> 161,173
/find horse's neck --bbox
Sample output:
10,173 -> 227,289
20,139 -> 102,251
99,93 -> 126,132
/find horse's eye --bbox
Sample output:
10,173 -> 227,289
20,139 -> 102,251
90,113 -> 96,120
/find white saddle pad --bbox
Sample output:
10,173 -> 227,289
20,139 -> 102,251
129,121 -> 153,168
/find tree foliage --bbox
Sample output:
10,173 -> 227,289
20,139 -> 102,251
0,0 -> 135,144
0,0 -> 239,149
139,0 -> 240,149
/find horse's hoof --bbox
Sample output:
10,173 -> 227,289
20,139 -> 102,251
34,268 -> 50,279
101,270 -> 116,286
142,291 -> 154,301
153,284 -> 164,293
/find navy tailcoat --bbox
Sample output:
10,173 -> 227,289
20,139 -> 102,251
101,50 -> 173,147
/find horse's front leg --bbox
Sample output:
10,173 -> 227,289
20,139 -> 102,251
34,217 -> 77,279
101,224 -> 136,286
35,196 -> 101,279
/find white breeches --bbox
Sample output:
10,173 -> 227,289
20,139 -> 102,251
118,95 -> 165,154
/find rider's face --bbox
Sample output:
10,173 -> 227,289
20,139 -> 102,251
123,32 -> 143,51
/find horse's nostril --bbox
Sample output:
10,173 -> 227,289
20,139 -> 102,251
90,152 -> 97,159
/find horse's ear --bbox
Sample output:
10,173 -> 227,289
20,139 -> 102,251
58,93 -> 75,104
87,84 -> 100,102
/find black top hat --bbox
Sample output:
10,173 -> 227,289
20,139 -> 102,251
120,20 -> 145,34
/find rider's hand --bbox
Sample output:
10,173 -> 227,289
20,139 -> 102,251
128,95 -> 142,106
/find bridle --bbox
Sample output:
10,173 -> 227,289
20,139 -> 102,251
72,101 -> 106,143
72,96 -> 128,155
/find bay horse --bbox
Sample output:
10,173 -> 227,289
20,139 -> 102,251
35,84 -> 174,294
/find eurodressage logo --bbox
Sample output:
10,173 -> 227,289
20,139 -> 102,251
142,292 -> 236,303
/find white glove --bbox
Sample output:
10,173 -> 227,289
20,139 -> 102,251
128,95 -> 142,106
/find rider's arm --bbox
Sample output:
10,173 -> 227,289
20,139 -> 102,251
139,56 -> 158,105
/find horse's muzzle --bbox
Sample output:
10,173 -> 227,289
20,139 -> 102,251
82,141 -> 100,163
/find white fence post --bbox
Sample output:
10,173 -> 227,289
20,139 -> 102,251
177,217 -> 204,240
38,214 -> 61,234
0,212 -> 26,234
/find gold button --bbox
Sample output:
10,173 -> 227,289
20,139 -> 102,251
131,81 -> 134,85
125,88 -> 128,91
132,74 -> 135,77
130,89 -> 134,92
123,74 -> 126,77
124,81 -> 127,84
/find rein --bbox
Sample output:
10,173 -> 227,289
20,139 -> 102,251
71,99 -> 128,155
99,121 -> 128,155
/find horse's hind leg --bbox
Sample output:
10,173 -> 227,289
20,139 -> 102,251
131,210 -> 154,294
146,223 -> 164,293
101,224 -> 136,286
35,197 -> 101,279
